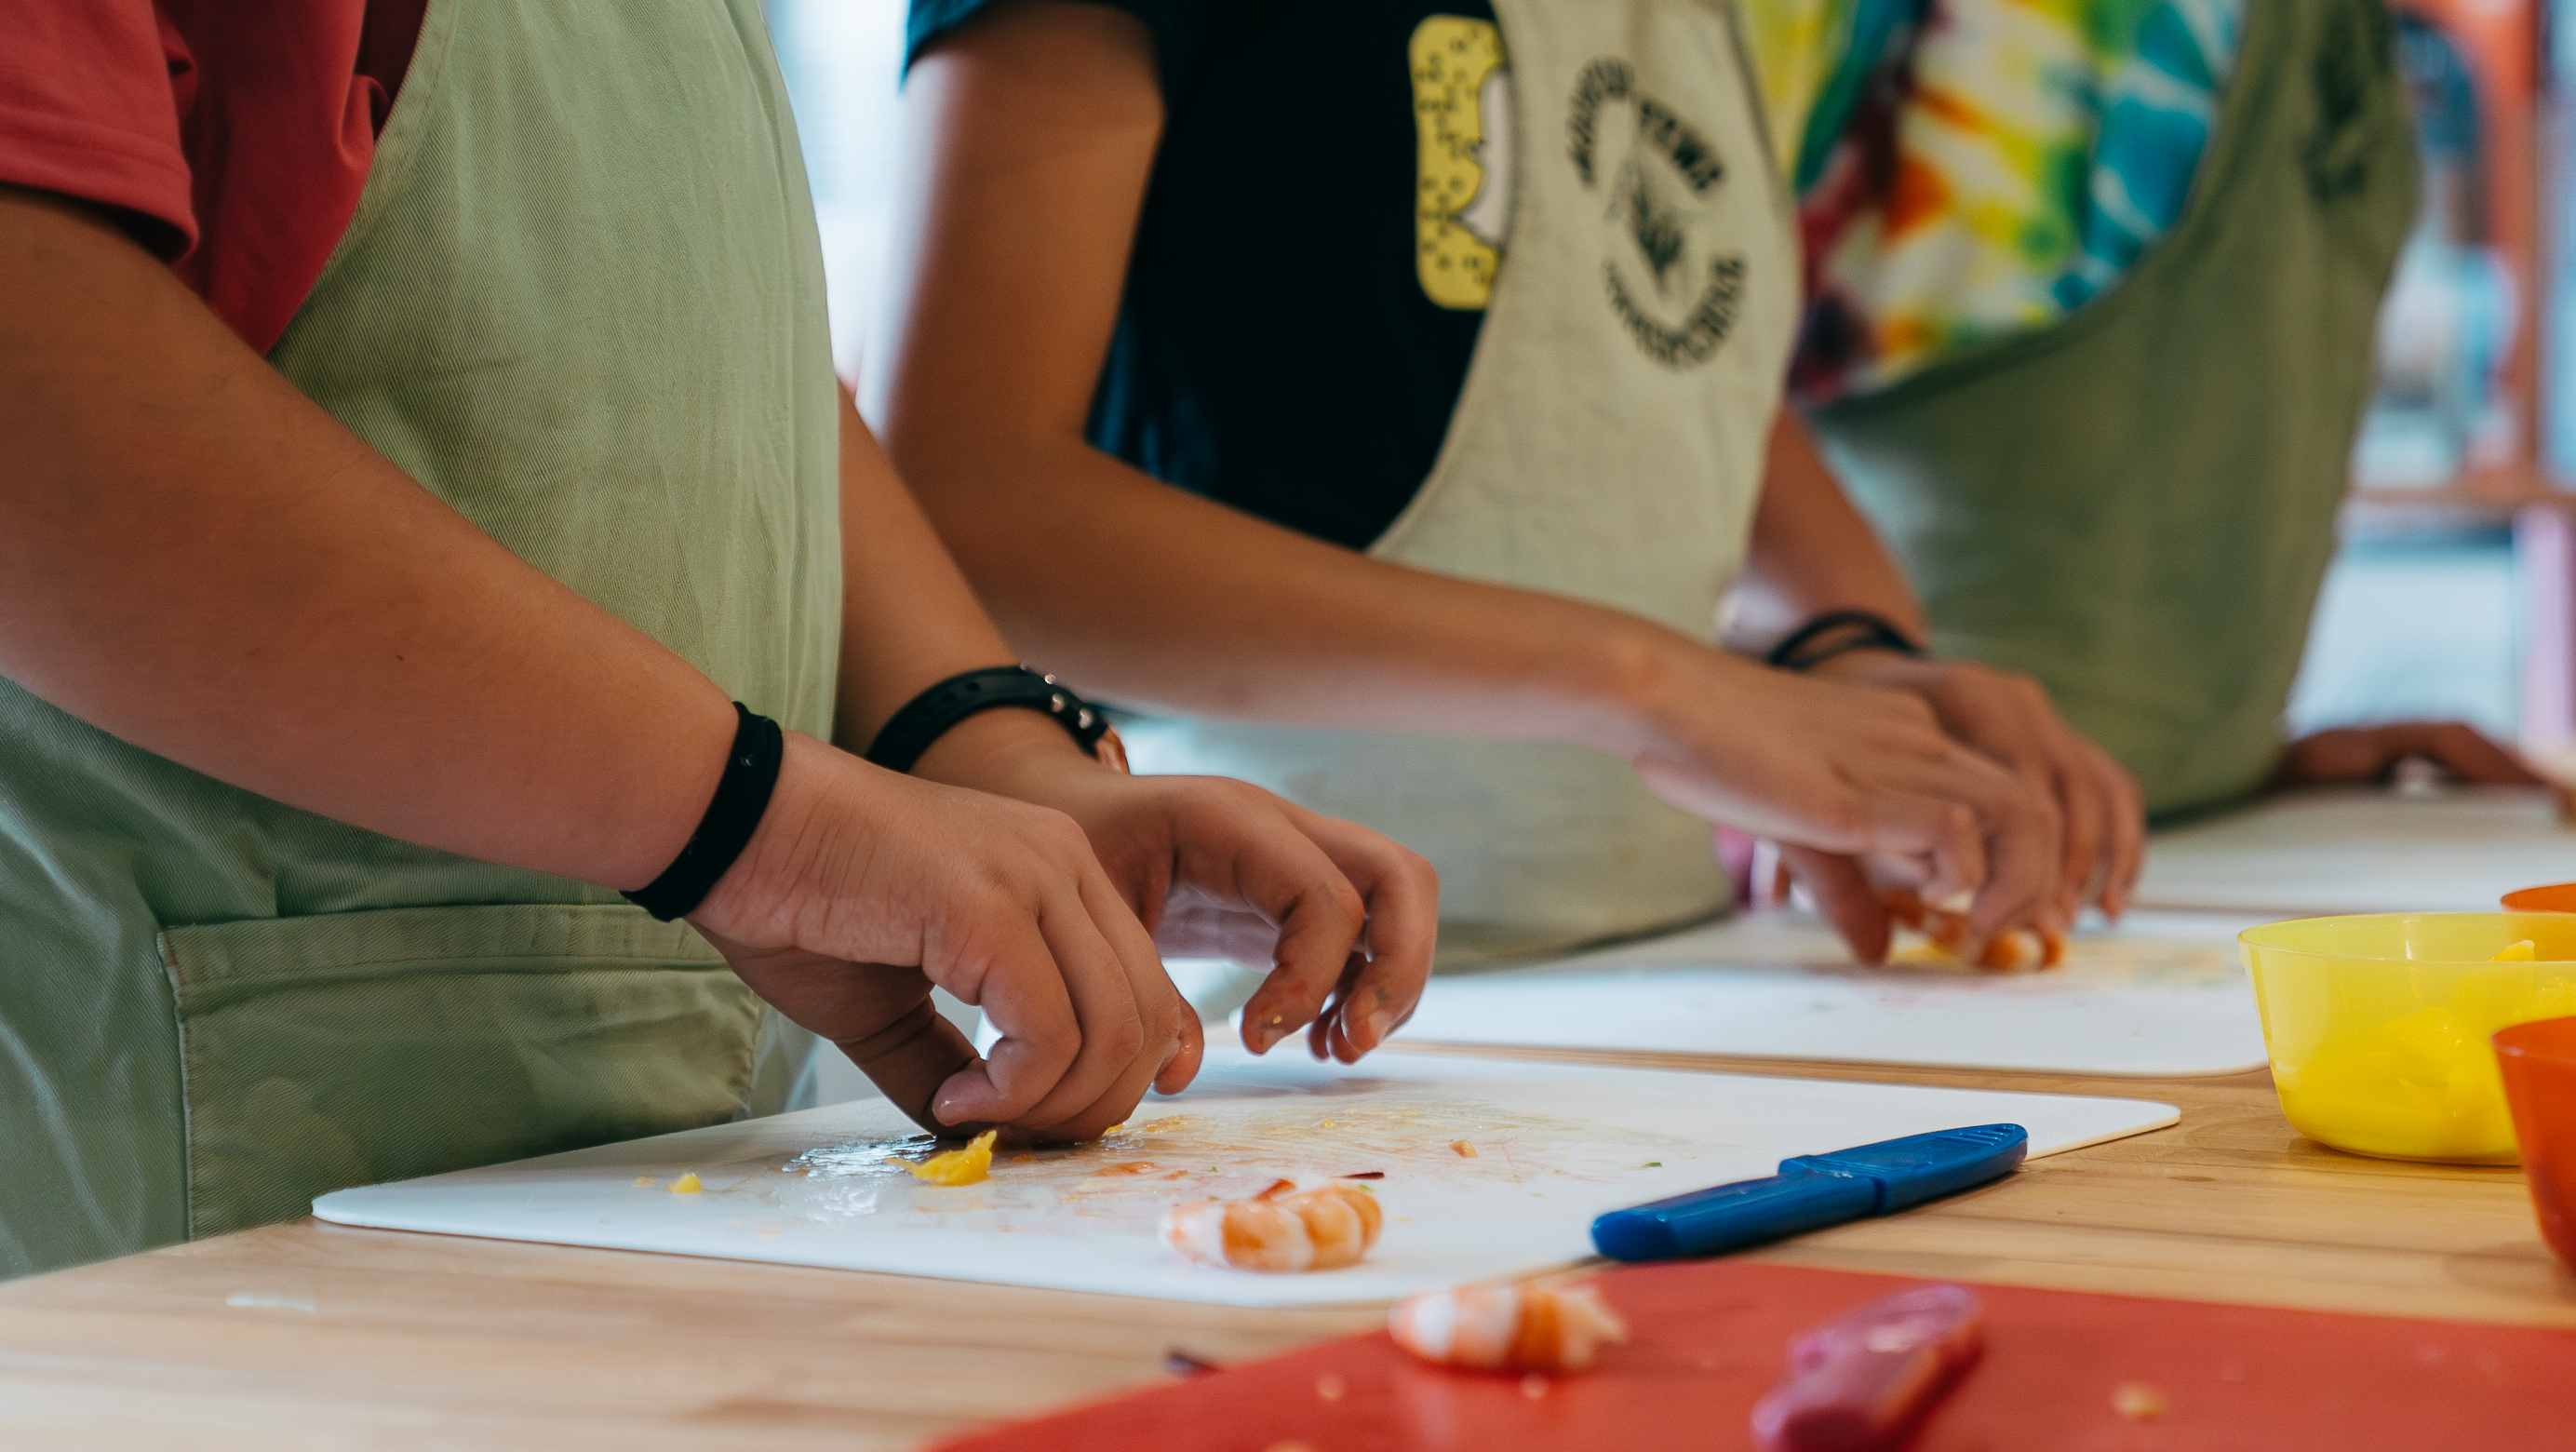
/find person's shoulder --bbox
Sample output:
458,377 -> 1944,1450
906,0 -> 1210,94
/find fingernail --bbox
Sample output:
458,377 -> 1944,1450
1365,1011 -> 1395,1047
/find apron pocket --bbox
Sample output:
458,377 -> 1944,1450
157,903 -> 762,1240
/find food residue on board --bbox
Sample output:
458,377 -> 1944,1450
1452,1139 -> 1478,1158
1161,1179 -> 1383,1271
632,1176 -> 655,1188
1388,1283 -> 1630,1372
669,1173 -> 702,1194
911,1129 -> 999,1187
1883,888 -> 2063,972
757,1090 -> 1696,1249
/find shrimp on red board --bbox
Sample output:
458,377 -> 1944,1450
1161,1179 -> 1383,1272
1388,1283 -> 1630,1373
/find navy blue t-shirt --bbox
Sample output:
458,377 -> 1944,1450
906,0 -> 1501,549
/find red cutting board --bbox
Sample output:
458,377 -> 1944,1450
931,1261 -> 2576,1451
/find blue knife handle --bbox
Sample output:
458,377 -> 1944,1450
1590,1169 -> 1876,1262
1588,1124 -> 2030,1263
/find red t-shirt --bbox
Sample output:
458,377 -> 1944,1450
0,0 -> 425,352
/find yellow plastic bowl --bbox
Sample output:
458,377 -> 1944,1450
2240,914 -> 2576,1163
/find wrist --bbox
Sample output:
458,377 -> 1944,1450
1765,609 -> 1926,672
910,706 -> 1107,798
687,727 -> 833,943
1805,647 -> 1940,689
1574,620 -> 1740,760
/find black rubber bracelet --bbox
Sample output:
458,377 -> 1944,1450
622,703 -> 784,922
864,666 -> 1116,775
1765,609 -> 1926,672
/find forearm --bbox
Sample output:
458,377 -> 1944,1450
0,186 -> 729,889
884,422 -> 1702,760
1724,410 -> 1926,653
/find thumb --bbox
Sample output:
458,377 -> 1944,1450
1780,844 -> 1894,965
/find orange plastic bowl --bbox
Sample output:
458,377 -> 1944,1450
2495,1016 -> 2576,1270
2502,883 -> 2576,912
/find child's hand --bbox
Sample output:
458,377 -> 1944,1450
911,712 -> 1439,1064
1807,652 -> 2142,926
689,730 -> 1201,1142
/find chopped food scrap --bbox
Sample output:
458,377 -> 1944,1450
669,1173 -> 702,1195
632,1176 -> 655,1188
1340,1171 -> 1386,1180
1389,1284 -> 1629,1373
1011,1153 -> 1038,1163
2113,1382 -> 2171,1421
1162,1181 -> 1383,1272
1096,1162 -> 1161,1176
909,1129 -> 999,1186
1315,1372 -> 1346,1402
1451,1139 -> 1479,1158
1103,1123 -> 1124,1135
1318,1119 -> 1336,1129
1751,1284 -> 1982,1452
1640,1162 -> 1662,1168
1883,888 -> 2064,972
2494,940 -> 2539,961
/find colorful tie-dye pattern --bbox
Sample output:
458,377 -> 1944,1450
1745,0 -> 2245,402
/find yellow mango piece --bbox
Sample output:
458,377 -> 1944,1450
670,1173 -> 702,1194
911,1129 -> 999,1186
2494,940 -> 2539,961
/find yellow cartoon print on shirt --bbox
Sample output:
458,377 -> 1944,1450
1412,16 -> 1513,310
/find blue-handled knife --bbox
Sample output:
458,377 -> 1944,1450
1590,1123 -> 2028,1262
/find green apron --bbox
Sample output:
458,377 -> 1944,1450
0,0 -> 840,1277
1808,0 -> 2415,818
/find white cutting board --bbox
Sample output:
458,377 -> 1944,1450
314,1052 -> 2175,1308
2135,784 -> 2576,916
1390,909 -> 2272,1077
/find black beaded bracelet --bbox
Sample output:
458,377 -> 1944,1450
1765,609 -> 1927,672
623,703 -> 784,922
864,666 -> 1124,775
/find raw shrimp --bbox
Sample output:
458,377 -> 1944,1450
1388,1284 -> 1630,1373
1161,1180 -> 1383,1272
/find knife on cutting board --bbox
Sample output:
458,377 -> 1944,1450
1590,1123 -> 2027,1261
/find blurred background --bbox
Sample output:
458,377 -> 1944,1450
758,0 -> 2576,1099
758,0 -> 2569,754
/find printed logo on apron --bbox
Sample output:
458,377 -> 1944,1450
1567,60 -> 1744,370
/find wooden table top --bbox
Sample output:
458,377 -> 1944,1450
6,1043 -> 2570,1450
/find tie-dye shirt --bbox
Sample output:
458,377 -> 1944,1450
1743,0 -> 2247,402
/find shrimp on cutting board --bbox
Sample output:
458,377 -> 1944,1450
1883,888 -> 2063,972
1161,1179 -> 1383,1272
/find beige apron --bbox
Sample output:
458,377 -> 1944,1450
0,0 -> 840,1276
1122,0 -> 1800,963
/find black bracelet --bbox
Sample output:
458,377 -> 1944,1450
864,666 -> 1122,775
1765,609 -> 1927,672
622,703 -> 785,922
